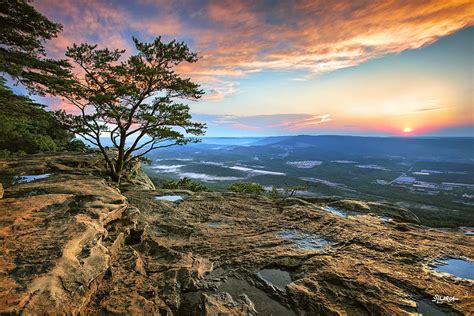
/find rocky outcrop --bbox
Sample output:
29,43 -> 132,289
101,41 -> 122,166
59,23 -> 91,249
0,153 -> 473,315
0,159 -> 128,314
0,152 -> 159,314
121,158 -> 156,190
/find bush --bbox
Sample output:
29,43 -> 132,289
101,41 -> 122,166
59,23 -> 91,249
267,187 -> 284,199
161,177 -> 209,192
228,182 -> 265,195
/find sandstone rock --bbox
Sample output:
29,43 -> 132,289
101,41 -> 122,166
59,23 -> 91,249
367,201 -> 420,223
0,155 -> 129,314
122,188 -> 473,315
202,293 -> 257,315
119,157 -> 156,190
1,153 -> 472,315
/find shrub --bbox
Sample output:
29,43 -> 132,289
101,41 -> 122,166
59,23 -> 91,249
267,187 -> 284,199
267,185 -> 311,200
161,177 -> 209,192
228,182 -> 265,195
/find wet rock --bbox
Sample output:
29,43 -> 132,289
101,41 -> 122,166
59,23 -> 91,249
258,268 -> 292,290
202,292 -> 257,315
0,183 -> 3,199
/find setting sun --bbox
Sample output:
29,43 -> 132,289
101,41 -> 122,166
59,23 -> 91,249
403,127 -> 413,133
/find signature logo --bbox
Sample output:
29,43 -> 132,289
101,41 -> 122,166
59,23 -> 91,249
432,295 -> 458,304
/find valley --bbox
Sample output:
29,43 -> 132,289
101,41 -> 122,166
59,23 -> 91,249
144,136 -> 474,228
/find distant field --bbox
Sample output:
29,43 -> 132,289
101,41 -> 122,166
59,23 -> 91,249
145,136 -> 474,227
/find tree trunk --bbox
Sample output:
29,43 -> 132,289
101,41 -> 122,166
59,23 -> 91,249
111,171 -> 121,183
112,158 -> 124,183
111,130 -> 127,184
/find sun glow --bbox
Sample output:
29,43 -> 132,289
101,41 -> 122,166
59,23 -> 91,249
403,127 -> 413,133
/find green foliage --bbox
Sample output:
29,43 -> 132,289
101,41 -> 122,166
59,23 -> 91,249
0,79 -> 86,154
0,0 -> 70,92
267,187 -> 283,199
48,36 -> 206,182
229,182 -> 265,195
161,177 -> 209,192
266,185 -> 310,200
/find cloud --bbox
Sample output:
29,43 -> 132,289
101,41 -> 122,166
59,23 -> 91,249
33,0 -> 474,103
207,114 -> 333,132
414,106 -> 447,112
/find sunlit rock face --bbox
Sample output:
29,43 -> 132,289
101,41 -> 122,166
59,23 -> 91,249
0,154 -> 129,314
0,153 -> 472,315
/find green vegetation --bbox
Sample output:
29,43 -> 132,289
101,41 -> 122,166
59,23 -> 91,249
0,0 -> 69,92
0,0 -> 84,157
161,177 -> 209,192
229,182 -> 265,195
0,79 -> 85,156
266,185 -> 311,201
47,37 -> 206,183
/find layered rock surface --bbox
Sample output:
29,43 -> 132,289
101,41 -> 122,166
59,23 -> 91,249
0,153 -> 473,315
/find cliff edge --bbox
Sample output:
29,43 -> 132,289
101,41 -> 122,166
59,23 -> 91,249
0,153 -> 472,315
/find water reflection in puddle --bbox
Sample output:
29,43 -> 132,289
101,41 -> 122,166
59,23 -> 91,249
155,195 -> 184,202
208,221 -> 223,227
322,206 -> 351,217
257,269 -> 292,290
178,276 -> 295,316
14,174 -> 51,183
434,258 -> 474,280
416,299 -> 450,316
277,230 -> 330,250
217,277 -> 295,315
379,216 -> 393,222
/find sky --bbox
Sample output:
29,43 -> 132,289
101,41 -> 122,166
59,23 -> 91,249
23,0 -> 474,137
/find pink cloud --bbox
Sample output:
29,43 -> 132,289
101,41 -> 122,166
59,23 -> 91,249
32,0 -> 474,106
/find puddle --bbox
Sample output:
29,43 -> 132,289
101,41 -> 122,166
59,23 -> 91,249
155,195 -> 184,202
416,299 -> 451,316
178,277 -> 295,316
217,277 -> 295,315
434,258 -> 474,280
322,206 -> 352,217
208,221 -> 223,227
14,174 -> 51,184
277,230 -> 330,250
379,216 -> 393,222
257,269 -> 292,290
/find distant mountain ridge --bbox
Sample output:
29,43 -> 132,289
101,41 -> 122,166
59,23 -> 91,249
247,135 -> 474,162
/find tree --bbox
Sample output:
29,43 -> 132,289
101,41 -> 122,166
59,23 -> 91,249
52,37 -> 206,183
0,77 -> 84,154
0,0 -> 70,92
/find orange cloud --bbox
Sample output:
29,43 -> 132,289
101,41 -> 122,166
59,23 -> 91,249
211,114 -> 333,132
33,0 -> 474,103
